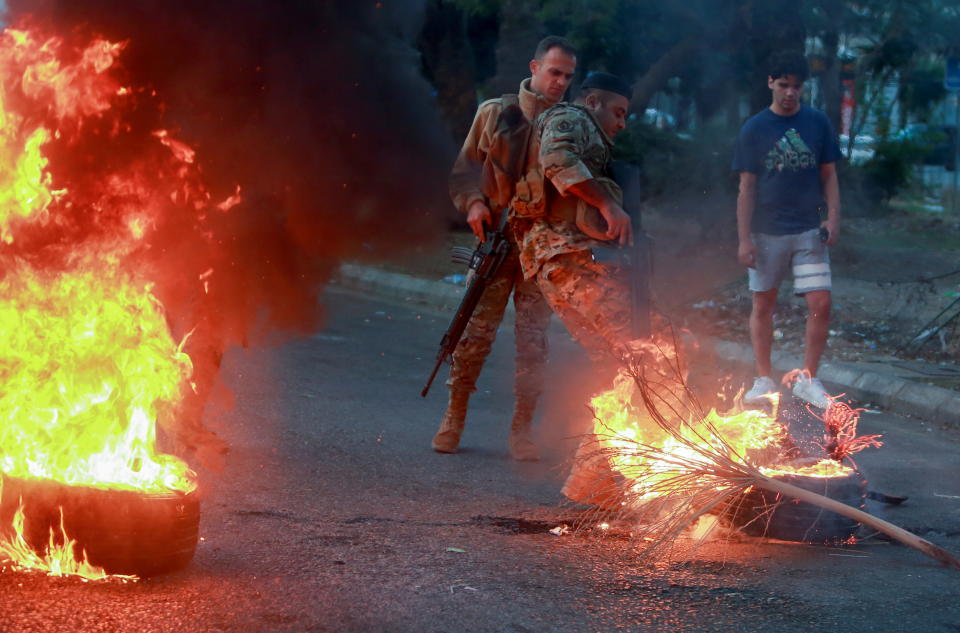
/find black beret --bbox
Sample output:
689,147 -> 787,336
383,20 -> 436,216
580,71 -> 632,100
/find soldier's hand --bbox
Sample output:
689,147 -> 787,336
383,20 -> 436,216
738,239 -> 757,268
466,200 -> 493,242
601,203 -> 632,246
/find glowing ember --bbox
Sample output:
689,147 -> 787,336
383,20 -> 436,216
0,25 -> 214,579
760,459 -> 852,479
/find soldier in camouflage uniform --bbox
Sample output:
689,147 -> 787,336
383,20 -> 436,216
432,36 -> 578,461
511,72 -> 658,507
512,71 -> 635,361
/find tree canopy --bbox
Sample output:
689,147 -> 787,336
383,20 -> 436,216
420,0 -> 960,217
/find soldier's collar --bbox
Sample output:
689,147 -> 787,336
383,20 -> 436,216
519,78 -> 557,121
570,103 -> 615,148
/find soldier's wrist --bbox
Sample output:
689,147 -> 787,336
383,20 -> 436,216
466,198 -> 487,214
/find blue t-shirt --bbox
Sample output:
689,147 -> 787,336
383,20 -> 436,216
732,105 -> 842,235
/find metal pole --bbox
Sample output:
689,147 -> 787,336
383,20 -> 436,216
954,93 -> 959,215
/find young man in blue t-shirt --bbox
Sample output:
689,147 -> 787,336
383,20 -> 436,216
732,51 -> 842,409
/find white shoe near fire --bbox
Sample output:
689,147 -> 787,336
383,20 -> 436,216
792,374 -> 832,409
743,376 -> 777,405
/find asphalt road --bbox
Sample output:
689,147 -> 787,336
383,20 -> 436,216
1,289 -> 959,633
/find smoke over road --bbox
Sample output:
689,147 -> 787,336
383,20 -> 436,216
3,0 -> 455,461
7,0 -> 453,329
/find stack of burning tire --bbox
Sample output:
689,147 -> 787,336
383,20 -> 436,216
723,467 -> 866,542
0,474 -> 200,577
722,393 -> 867,543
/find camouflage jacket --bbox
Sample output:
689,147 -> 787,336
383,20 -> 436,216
516,103 -> 622,279
448,78 -> 559,217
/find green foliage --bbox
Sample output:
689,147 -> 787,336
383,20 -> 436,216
427,0 -> 960,228
613,120 -> 736,204
538,0 -> 631,76
446,0 -> 502,17
865,138 -> 926,198
446,0 -> 722,83
611,120 -> 738,241
841,137 -> 928,215
899,61 -> 948,120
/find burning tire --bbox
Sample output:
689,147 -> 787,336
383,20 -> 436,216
723,469 -> 866,543
1,475 -> 200,577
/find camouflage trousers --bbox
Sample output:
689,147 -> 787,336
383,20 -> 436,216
534,249 -> 689,507
533,250 -> 632,362
447,247 -> 552,399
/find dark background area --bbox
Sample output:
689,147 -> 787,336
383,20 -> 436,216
4,1 -> 960,449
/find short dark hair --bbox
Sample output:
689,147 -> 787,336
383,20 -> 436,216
768,50 -> 809,82
576,88 -> 612,106
534,35 -> 577,61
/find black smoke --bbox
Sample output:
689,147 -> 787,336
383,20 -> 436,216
4,0 -> 455,463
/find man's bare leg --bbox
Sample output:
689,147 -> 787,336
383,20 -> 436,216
802,289 -> 831,375
750,288 -> 779,377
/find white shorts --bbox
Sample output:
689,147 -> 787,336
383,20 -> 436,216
748,228 -> 831,295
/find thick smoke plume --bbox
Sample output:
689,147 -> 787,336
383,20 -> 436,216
4,0 -> 455,463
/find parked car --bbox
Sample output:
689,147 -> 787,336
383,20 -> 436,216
643,108 -> 675,129
838,133 -> 875,165
895,124 -> 957,170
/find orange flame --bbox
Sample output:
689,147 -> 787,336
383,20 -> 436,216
4,29 -> 123,120
0,29 -> 122,243
0,26 -> 208,579
592,370 -> 859,508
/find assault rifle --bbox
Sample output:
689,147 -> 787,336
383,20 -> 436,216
615,160 -> 653,340
576,160 -> 653,338
420,211 -> 512,397
590,160 -> 652,339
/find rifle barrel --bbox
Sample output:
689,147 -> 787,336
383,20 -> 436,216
421,356 -> 444,398
420,210 -> 511,398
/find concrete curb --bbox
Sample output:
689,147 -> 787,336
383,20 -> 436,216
710,339 -> 959,424
335,263 -> 960,426
336,264 -> 465,313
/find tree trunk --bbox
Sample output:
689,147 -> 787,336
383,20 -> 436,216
815,0 -> 847,137
821,29 -> 842,136
486,0 -> 542,99
418,0 -> 477,141
741,0 -> 806,114
629,36 -> 700,115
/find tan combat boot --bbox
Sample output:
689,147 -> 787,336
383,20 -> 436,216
509,398 -> 540,461
432,389 -> 470,453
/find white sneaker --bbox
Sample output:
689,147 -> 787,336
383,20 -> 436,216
743,376 -> 777,405
793,375 -> 832,409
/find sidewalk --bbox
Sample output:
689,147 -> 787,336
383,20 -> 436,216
334,263 -> 960,427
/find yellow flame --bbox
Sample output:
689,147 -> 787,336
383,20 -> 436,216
0,111 -> 56,242
760,460 -> 852,479
591,371 -> 854,505
0,26 -> 203,577
0,263 -> 196,494
0,499 -> 136,581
